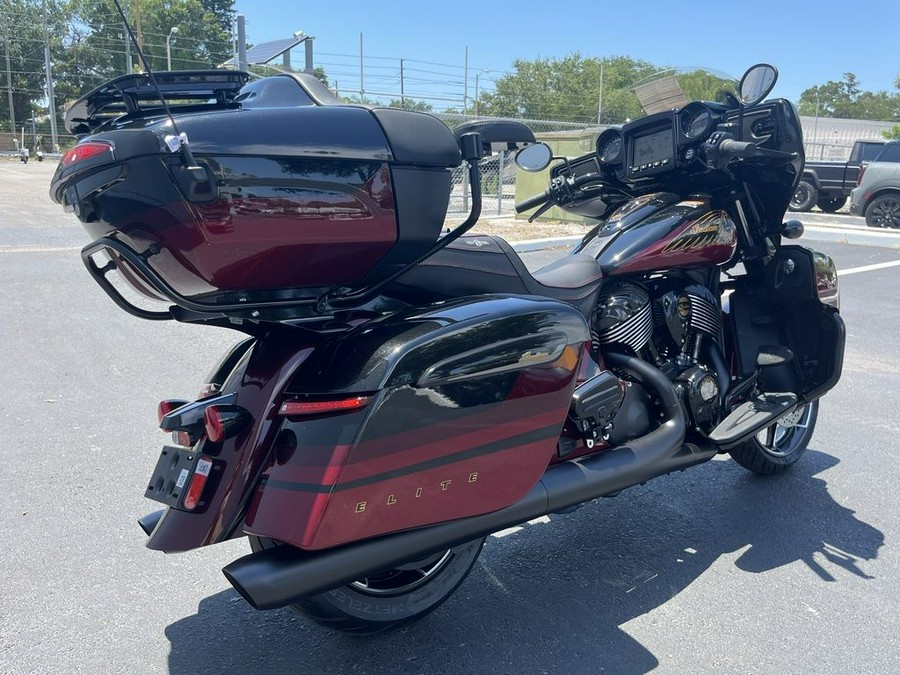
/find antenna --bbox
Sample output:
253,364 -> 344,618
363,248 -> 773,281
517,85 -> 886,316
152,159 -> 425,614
111,0 -> 202,172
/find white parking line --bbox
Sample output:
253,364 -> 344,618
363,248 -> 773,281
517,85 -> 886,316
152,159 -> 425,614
838,260 -> 900,276
0,246 -> 81,254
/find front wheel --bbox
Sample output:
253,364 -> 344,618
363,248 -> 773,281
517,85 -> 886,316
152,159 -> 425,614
249,536 -> 485,635
728,400 -> 818,475
789,180 -> 818,212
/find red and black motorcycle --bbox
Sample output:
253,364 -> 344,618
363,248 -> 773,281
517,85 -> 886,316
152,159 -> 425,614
50,63 -> 844,634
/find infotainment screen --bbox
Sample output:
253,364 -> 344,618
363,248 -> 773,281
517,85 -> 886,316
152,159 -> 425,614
632,128 -> 672,167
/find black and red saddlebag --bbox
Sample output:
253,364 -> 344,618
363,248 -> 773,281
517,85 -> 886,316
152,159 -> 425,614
243,295 -> 590,550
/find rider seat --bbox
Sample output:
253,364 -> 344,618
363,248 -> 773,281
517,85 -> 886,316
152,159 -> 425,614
390,235 -> 604,319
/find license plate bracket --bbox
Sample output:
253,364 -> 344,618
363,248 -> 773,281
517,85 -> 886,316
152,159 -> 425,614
144,445 -> 201,508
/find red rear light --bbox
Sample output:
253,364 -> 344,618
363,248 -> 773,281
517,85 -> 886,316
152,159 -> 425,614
858,164 -> 867,186
183,456 -> 213,510
204,406 -> 225,442
279,396 -> 370,416
158,399 -> 188,424
203,405 -> 250,442
61,141 -> 112,167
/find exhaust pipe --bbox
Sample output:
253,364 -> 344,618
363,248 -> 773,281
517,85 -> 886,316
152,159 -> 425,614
223,353 -> 714,610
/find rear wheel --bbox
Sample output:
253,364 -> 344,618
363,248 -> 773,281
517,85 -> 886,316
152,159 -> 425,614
789,180 -> 818,212
728,400 -> 818,475
865,194 -> 900,228
816,196 -> 846,213
249,536 -> 485,635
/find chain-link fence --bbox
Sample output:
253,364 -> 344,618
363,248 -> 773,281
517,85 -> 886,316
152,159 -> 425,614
800,115 -> 896,161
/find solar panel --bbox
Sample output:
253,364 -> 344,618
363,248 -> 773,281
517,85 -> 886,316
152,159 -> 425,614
222,37 -> 306,66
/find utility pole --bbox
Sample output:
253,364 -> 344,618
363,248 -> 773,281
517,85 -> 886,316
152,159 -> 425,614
463,46 -> 468,114
237,15 -> 247,71
4,20 -> 15,135
124,32 -> 132,74
597,62 -> 604,124
400,59 -> 405,106
359,33 -> 364,99
134,0 -> 143,51
43,0 -> 58,151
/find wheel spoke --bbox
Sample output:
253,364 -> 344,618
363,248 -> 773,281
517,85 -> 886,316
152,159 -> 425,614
766,425 -> 776,448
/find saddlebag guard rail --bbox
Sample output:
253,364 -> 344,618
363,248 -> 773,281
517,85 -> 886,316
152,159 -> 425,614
81,237 -> 321,321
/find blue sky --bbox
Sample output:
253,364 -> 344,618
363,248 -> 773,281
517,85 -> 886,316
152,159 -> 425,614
234,0 -> 899,108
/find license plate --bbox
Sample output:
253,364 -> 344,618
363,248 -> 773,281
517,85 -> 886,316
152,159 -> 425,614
144,445 -> 203,508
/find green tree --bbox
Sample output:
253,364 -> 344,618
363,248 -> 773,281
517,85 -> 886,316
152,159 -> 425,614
883,125 -> 900,140
797,72 -> 900,121
477,54 -> 659,124
0,0 -> 68,133
56,0 -> 235,100
387,97 -> 432,112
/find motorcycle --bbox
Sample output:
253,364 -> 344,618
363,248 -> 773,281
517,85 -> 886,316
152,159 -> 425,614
50,62 -> 844,634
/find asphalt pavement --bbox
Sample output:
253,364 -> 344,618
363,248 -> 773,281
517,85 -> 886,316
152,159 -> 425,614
1,162 -> 899,675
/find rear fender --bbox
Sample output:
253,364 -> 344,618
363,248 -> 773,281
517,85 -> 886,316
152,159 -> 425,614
146,325 -> 316,552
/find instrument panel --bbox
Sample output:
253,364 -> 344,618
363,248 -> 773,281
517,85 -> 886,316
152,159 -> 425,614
595,102 -> 724,181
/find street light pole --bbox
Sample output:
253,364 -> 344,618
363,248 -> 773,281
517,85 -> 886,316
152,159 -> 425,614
42,0 -> 57,151
166,26 -> 178,71
4,22 -> 14,135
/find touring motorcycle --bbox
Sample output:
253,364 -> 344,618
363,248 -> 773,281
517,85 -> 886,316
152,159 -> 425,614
50,63 -> 844,633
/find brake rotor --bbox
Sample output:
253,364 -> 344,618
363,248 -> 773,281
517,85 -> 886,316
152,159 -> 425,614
776,407 -> 804,428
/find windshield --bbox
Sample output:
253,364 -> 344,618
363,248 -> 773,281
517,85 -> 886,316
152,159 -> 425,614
630,68 -> 739,117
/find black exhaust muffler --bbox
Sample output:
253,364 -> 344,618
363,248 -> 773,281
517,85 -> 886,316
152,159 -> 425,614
223,353 -> 715,610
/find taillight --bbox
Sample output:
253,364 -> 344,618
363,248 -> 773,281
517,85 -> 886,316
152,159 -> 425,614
278,396 -> 370,416
61,141 -> 112,167
158,399 -> 188,424
203,405 -> 251,442
858,164 -> 867,186
183,456 -> 213,510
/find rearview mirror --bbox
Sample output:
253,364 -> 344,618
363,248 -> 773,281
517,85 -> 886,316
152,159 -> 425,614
738,64 -> 778,106
515,143 -> 552,172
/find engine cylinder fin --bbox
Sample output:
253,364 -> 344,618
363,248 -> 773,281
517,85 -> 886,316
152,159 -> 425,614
596,300 -> 654,352
687,292 -> 722,336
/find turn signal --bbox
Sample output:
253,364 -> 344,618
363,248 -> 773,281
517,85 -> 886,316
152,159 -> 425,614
278,396 -> 370,416
158,399 -> 189,424
203,405 -> 251,442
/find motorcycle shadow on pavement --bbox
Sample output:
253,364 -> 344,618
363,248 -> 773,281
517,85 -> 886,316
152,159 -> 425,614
165,449 -> 882,675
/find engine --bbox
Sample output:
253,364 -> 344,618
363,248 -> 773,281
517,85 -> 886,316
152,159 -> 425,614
593,281 -> 724,434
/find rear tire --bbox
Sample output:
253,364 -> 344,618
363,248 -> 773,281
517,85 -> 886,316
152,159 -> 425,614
816,196 -> 846,213
729,400 -> 818,475
249,536 -> 485,635
865,194 -> 900,228
789,181 -> 818,212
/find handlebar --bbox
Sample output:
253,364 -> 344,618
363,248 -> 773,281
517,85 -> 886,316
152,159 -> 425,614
515,189 -> 552,214
714,138 -> 796,166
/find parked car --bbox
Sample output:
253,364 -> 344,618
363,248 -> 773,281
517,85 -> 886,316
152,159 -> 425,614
849,142 -> 900,228
791,139 -> 886,212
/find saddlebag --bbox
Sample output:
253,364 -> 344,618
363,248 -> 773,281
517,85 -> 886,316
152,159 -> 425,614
242,295 -> 590,550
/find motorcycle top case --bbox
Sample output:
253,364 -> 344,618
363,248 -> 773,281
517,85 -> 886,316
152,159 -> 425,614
51,73 -> 462,301
242,295 -> 590,550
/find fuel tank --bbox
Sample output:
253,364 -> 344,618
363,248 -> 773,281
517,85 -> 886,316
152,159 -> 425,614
575,193 -> 737,276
